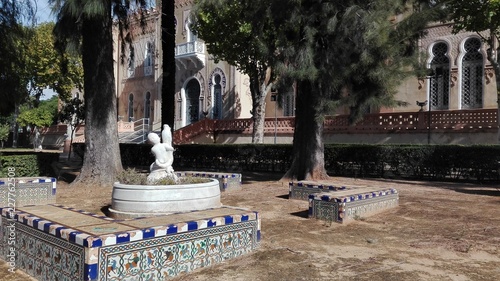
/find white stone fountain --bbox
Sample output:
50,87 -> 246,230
109,125 -> 221,219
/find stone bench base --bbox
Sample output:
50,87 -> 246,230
0,204 -> 260,280
0,177 -> 56,207
308,187 -> 399,224
176,171 -> 242,192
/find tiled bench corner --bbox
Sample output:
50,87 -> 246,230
308,187 -> 399,224
0,204 -> 260,281
176,171 -> 242,192
0,177 -> 56,207
289,181 -> 348,200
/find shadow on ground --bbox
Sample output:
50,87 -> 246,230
241,171 -> 283,183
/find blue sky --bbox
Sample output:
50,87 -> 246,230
34,0 -> 55,24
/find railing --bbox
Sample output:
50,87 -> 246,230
118,118 -> 150,143
175,41 -> 205,57
42,109 -> 498,145
174,109 -> 499,144
117,121 -> 134,132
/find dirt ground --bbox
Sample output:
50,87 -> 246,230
1,172 -> 500,281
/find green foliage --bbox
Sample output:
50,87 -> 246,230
25,22 -> 83,102
192,0 -> 278,76
0,0 -> 33,116
0,123 -> 9,143
192,0 -> 281,142
58,97 -> 85,126
275,0 -> 446,121
83,142 -> 500,182
0,152 -> 59,177
17,96 -> 59,128
445,0 -> 500,38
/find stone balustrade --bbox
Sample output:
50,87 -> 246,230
173,109 -> 499,144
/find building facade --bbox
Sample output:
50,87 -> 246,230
113,4 -> 498,144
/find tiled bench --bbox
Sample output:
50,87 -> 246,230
0,177 -> 56,207
308,187 -> 399,224
289,181 -> 348,200
0,204 -> 260,281
176,171 -> 242,192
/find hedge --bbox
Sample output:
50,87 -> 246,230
72,143 -> 500,182
0,151 -> 60,177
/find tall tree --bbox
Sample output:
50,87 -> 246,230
161,0 -> 176,129
17,95 -> 59,128
444,0 -> 500,140
50,0 -> 149,186
277,0 -> 444,181
58,97 -> 85,160
25,22 -> 83,104
0,0 -> 34,116
191,0 -> 279,143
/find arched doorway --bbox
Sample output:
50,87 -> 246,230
185,79 -> 201,125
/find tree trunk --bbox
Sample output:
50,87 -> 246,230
250,71 -> 269,144
282,80 -> 329,181
485,35 -> 500,142
75,2 -> 122,187
161,0 -> 176,131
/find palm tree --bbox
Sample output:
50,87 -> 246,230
50,0 -> 150,186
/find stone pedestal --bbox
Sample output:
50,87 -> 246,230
109,178 -> 221,219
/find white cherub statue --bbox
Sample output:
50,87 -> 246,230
147,124 -> 178,184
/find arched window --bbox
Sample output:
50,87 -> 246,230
209,68 -> 226,119
185,16 -> 197,42
144,92 -> 151,120
429,42 -> 450,110
283,92 -> 295,116
127,49 -> 135,78
185,79 -> 201,125
128,94 -> 134,121
213,74 -> 223,119
461,38 -> 484,109
144,42 -> 153,76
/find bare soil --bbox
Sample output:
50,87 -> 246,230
1,172 -> 500,281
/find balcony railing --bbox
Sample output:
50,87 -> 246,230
173,109 -> 499,144
175,41 -> 205,57
44,109 -> 498,145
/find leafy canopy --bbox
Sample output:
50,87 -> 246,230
275,0 -> 445,121
25,22 -> 83,102
17,96 -> 59,128
0,0 -> 34,116
191,0 -> 278,78
445,0 -> 500,37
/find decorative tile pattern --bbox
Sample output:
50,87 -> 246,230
289,181 -> 347,200
0,220 -> 85,281
0,177 -> 56,207
308,188 -> 399,224
0,204 -> 260,280
100,221 -> 257,280
176,171 -> 242,192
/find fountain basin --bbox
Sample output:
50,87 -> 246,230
109,178 -> 221,218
